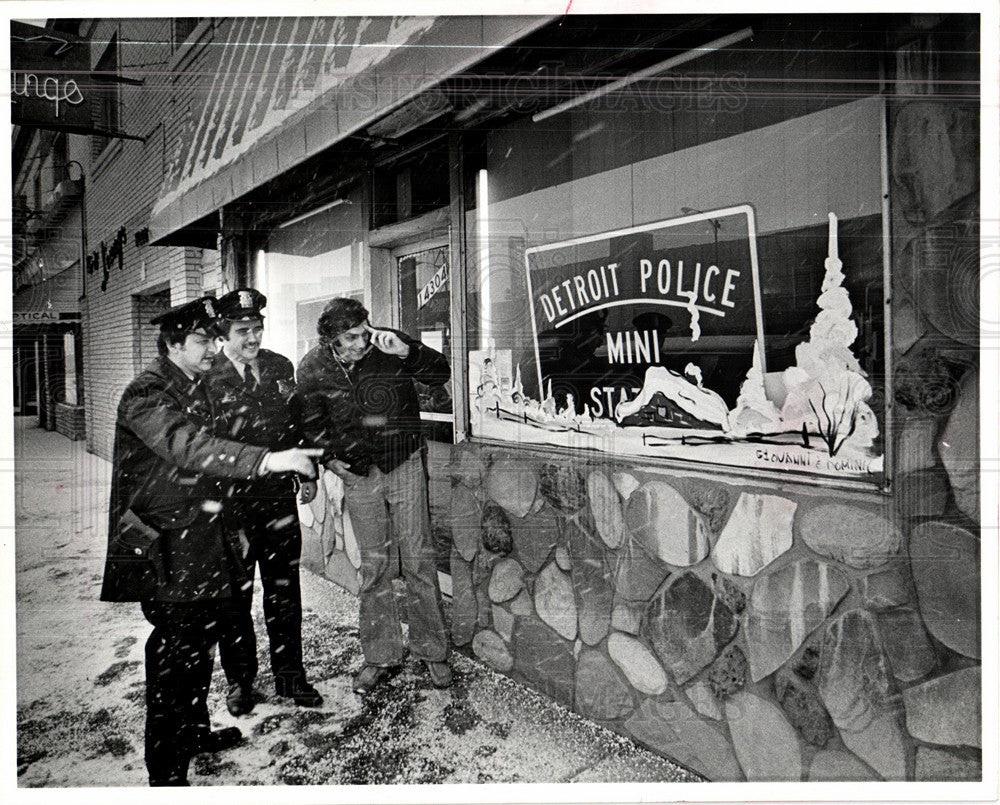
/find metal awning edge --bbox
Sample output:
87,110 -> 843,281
148,15 -> 556,246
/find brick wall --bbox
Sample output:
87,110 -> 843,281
54,403 -> 86,441
82,19 -> 224,460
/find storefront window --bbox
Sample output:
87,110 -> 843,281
258,193 -> 367,365
467,96 -> 887,484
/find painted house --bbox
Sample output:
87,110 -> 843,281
35,12 -> 984,782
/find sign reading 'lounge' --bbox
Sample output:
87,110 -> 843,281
10,21 -> 92,134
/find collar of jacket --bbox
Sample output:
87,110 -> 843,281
150,355 -> 202,390
211,349 -> 255,384
327,343 -> 364,381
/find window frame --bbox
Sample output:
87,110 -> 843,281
392,238 -> 455,427
457,97 -> 894,494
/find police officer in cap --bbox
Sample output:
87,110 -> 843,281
100,297 -> 322,786
206,288 -> 323,714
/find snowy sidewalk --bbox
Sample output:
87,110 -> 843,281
14,418 -> 699,788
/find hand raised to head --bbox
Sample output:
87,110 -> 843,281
364,323 -> 410,359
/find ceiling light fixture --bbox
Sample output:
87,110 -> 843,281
532,27 -> 754,123
277,198 -> 351,229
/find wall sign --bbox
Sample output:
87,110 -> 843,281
10,21 -> 91,133
13,311 -> 61,323
416,260 -> 449,309
525,205 -> 764,419
86,227 -> 127,291
471,209 -> 884,482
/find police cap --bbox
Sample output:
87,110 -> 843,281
216,288 -> 267,321
150,297 -> 220,334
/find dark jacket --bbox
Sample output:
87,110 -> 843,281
203,348 -> 302,498
295,330 -> 449,476
100,357 -> 269,603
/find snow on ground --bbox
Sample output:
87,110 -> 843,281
14,419 -> 700,788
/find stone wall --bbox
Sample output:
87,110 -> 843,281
456,448 -> 981,781
888,23 -> 979,532
298,443 -> 980,782
297,472 -> 362,598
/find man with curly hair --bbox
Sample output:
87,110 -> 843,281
296,297 -> 452,694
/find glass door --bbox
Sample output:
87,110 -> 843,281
396,242 -> 453,439
395,241 -> 454,583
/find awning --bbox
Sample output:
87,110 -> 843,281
149,15 -> 553,246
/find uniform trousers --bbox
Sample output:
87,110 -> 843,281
141,598 -> 225,786
344,450 -> 449,667
217,494 -> 306,691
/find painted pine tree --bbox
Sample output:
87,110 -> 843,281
779,213 -> 879,455
730,339 -> 783,435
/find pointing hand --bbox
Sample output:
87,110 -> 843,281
260,448 -> 324,478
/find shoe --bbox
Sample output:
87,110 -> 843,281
274,678 -> 323,708
188,726 -> 243,755
424,660 -> 453,688
352,664 -> 401,695
226,681 -> 255,716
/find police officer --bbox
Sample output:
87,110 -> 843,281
100,298 -> 322,786
206,289 -> 322,714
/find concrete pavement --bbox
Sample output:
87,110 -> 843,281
13,417 -> 700,789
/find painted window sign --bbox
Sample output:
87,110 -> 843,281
525,205 -> 764,422
399,246 -> 452,417
470,208 -> 884,482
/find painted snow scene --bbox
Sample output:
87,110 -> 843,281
471,211 -> 884,481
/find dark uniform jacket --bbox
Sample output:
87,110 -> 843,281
295,330 -> 449,476
100,357 -> 269,603
203,348 -> 302,499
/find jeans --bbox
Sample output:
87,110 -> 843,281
344,451 -> 448,667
